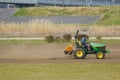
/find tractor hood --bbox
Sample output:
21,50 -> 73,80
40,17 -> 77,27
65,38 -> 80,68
90,43 -> 106,47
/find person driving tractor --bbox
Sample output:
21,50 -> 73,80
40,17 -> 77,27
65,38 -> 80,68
81,36 -> 90,51
64,30 -> 110,59
74,30 -> 90,51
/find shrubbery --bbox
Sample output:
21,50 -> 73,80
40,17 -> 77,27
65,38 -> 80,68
45,34 -> 72,43
63,34 -> 72,42
96,36 -> 102,40
45,34 -> 89,43
55,37 -> 61,42
45,35 -> 54,43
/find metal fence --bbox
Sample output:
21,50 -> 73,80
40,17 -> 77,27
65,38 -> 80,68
0,0 -> 37,4
0,0 -> 120,7
37,0 -> 120,6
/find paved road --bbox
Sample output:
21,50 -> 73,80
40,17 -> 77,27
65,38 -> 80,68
0,8 -> 100,24
0,8 -> 17,22
8,16 -> 100,24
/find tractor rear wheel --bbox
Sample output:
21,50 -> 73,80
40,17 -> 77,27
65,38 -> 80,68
96,52 -> 105,59
74,48 -> 86,59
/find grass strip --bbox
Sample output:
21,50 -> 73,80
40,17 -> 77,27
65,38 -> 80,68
0,39 -> 120,45
14,6 -> 120,26
0,63 -> 119,80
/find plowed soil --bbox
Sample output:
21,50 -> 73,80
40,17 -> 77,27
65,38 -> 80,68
0,43 -> 120,63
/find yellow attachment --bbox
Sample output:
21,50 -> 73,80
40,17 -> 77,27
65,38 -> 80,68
76,51 -> 83,57
66,44 -> 73,52
97,52 -> 104,59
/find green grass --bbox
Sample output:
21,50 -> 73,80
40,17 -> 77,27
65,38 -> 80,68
96,6 -> 120,26
13,6 -> 120,26
0,40 -> 68,45
0,39 -> 119,45
0,40 -> 46,45
0,39 -> 120,45
14,7 -> 75,16
0,63 -> 120,80
13,6 -> 111,16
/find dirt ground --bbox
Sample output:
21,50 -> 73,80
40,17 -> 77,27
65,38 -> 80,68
0,43 -> 120,63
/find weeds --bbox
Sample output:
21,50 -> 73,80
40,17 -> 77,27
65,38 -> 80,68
0,20 -> 120,37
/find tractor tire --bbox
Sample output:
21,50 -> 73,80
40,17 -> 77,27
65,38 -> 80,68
74,48 -> 86,59
96,52 -> 105,59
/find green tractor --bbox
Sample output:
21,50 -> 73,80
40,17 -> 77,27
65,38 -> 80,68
64,30 -> 110,59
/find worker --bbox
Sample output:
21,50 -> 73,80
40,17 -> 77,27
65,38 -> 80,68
81,36 -> 89,50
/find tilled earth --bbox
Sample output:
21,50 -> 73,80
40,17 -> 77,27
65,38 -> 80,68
0,43 -> 120,63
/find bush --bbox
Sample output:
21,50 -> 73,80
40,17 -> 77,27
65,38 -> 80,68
77,34 -> 89,40
55,37 -> 61,42
63,34 -> 72,42
96,36 -> 102,40
45,35 -> 54,43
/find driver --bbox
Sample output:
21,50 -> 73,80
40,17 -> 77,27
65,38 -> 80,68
81,36 -> 90,50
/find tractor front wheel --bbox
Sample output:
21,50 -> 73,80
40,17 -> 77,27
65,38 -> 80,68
96,52 -> 105,59
74,48 -> 86,59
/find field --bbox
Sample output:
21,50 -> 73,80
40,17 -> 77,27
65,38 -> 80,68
0,41 -> 120,80
0,40 -> 120,61
0,6 -> 120,80
0,63 -> 120,80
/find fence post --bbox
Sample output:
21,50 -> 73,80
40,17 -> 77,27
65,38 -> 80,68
112,0 -> 115,5
86,0 -> 90,6
62,0 -> 64,7
86,0 -> 87,6
7,4 -> 10,8
54,0 -> 56,6
35,0 -> 39,7
90,0 -> 92,6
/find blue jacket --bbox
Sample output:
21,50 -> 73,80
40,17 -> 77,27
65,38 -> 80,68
81,37 -> 87,45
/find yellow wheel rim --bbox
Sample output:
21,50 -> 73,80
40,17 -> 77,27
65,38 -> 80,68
98,53 -> 103,59
76,51 -> 83,57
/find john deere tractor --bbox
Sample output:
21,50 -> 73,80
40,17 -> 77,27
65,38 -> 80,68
64,30 -> 110,59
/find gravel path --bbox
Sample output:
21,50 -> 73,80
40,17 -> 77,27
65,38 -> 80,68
0,8 -> 100,24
